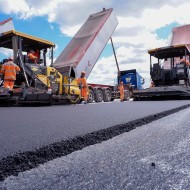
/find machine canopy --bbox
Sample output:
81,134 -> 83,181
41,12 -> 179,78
0,30 -> 55,51
148,44 -> 190,59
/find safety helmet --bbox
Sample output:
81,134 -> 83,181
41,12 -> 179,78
81,71 -> 85,74
8,56 -> 13,60
30,50 -> 35,53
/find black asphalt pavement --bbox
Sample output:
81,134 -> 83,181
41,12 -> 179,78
1,107 -> 190,189
1,100 -> 190,159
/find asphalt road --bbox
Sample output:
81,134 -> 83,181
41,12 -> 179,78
1,106 -> 190,190
1,100 -> 190,159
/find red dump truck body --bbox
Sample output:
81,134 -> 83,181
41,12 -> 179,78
53,8 -> 118,79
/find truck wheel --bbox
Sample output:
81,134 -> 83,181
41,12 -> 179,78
103,89 -> 112,102
95,89 -> 103,102
88,89 -> 94,103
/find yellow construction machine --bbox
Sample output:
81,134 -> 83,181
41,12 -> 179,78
0,30 -> 82,104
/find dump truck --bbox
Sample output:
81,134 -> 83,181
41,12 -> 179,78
0,8 -> 129,105
53,8 -> 129,103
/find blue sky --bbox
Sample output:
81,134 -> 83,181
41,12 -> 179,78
0,0 -> 189,86
0,13 -> 72,60
156,22 -> 178,40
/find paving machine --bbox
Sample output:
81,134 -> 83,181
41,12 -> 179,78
0,30 -> 81,104
133,44 -> 190,100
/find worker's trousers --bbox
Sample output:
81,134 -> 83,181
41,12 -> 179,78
4,80 -> 15,90
81,88 -> 88,102
120,93 -> 124,101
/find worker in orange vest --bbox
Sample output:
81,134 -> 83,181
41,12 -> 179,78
119,81 -> 124,102
77,71 -> 88,104
0,56 -> 20,90
149,81 -> 155,88
33,49 -> 40,60
179,56 -> 190,66
27,50 -> 38,63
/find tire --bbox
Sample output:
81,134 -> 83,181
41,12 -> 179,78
88,89 -> 94,103
95,89 -> 103,102
76,98 -> 83,104
103,89 -> 112,102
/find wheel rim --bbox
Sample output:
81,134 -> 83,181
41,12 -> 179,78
97,90 -> 103,102
88,90 -> 94,103
106,90 -> 111,101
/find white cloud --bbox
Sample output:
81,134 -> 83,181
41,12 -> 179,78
60,24 -> 81,37
0,0 -> 30,17
0,48 -> 13,57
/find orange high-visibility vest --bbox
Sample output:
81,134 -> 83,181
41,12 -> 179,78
149,82 -> 155,88
119,84 -> 124,94
1,61 -> 20,81
33,51 -> 40,60
180,59 -> 190,66
77,77 -> 87,88
28,53 -> 38,63
77,77 -> 88,99
119,84 -> 124,101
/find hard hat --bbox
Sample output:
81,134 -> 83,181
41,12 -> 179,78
8,56 -> 13,60
30,50 -> 35,53
81,71 -> 85,74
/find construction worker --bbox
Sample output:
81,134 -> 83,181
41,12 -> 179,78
119,81 -> 124,102
33,49 -> 40,60
179,56 -> 190,66
27,50 -> 38,63
0,56 -> 20,90
128,83 -> 133,98
77,71 -> 88,104
150,81 -> 155,88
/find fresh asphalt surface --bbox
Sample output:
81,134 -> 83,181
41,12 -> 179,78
1,106 -> 190,189
1,100 -> 190,159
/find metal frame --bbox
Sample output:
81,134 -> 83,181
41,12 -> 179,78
110,37 -> 120,82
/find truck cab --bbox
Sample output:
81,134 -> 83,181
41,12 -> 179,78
119,69 -> 144,90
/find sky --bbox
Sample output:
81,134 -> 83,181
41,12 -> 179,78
0,0 -> 190,87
